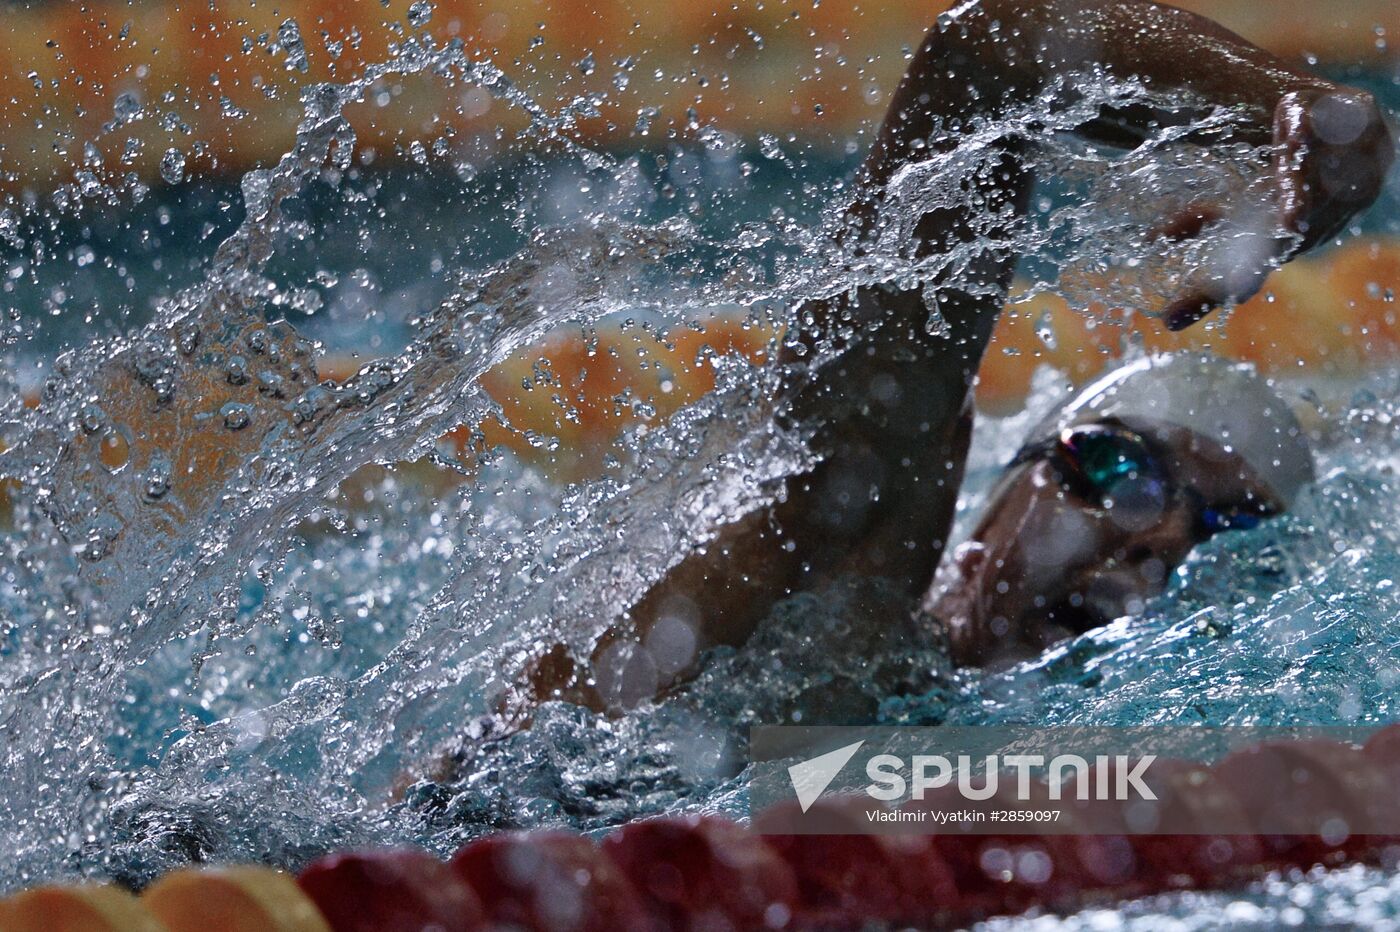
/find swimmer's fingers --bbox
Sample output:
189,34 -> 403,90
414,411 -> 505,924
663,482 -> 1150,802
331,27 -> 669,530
1273,88 -> 1395,256
1145,203 -> 1224,246
1157,91 -> 1393,332
1160,293 -> 1220,332
1152,201 -> 1273,331
1160,261 -> 1270,331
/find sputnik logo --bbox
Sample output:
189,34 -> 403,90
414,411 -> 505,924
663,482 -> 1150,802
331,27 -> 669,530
787,740 -> 865,813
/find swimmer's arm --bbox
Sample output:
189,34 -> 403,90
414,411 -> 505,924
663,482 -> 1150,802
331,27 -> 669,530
1037,0 -> 1390,258
973,1 -> 1386,241
876,0 -> 1335,146
509,0 -> 1392,718
851,0 -> 1390,334
633,0 -> 1391,676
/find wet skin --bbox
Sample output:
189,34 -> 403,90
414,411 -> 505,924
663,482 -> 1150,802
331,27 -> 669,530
512,0 -> 1395,718
928,417 -> 1288,667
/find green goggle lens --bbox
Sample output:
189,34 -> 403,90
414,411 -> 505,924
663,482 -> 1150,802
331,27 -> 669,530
1056,426 -> 1158,500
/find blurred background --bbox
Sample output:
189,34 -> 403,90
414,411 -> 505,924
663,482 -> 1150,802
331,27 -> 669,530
1,0 -> 1394,185
0,0 -> 1397,453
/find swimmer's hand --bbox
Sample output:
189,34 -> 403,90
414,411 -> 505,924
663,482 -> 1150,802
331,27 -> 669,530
1275,89 -> 1394,256
1159,89 -> 1393,330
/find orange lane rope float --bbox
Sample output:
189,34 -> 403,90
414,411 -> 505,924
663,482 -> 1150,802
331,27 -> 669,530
373,236 -> 1400,477
2,238 -> 1397,522
0,0 -> 1389,192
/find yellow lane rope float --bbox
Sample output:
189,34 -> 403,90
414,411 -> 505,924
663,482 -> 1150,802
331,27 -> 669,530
0,884 -> 167,932
140,867 -> 330,932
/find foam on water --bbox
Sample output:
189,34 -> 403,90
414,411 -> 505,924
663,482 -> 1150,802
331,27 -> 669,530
0,9 -> 1396,927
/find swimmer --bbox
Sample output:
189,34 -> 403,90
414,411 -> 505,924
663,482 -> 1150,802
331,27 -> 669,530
510,0 -> 1393,719
929,353 -> 1314,666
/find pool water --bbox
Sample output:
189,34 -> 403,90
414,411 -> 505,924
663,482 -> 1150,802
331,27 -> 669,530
0,19 -> 1398,929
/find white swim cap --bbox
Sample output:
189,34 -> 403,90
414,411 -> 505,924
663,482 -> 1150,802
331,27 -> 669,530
1034,353 -> 1315,507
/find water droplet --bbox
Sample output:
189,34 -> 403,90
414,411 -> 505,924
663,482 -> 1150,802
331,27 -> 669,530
176,322 -> 200,356
257,370 -> 287,398
75,171 -> 103,198
289,289 -> 322,314
144,458 -> 171,500
301,611 -> 344,648
113,91 -> 141,124
577,52 -> 596,76
80,404 -> 106,434
221,403 -> 252,430
407,0 -> 434,27
924,312 -> 951,339
278,18 -> 310,74
159,148 -> 186,185
226,355 -> 249,385
921,283 -> 952,337
98,429 -> 130,472
220,96 -> 249,120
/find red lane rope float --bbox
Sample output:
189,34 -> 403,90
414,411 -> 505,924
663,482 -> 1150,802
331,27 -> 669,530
447,829 -> 652,931
763,804 -> 961,928
296,849 -> 484,932
7,726 -> 1400,930
600,815 -> 802,930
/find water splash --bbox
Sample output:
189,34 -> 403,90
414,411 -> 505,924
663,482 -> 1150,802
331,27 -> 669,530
0,31 -> 649,886
0,18 -> 1340,898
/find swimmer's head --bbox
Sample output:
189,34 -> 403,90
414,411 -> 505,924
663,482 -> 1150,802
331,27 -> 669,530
930,353 -> 1313,666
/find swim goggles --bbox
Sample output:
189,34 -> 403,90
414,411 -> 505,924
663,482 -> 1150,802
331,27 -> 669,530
1011,422 -> 1272,537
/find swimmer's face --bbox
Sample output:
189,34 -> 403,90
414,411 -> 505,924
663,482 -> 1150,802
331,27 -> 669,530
929,417 -> 1282,666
